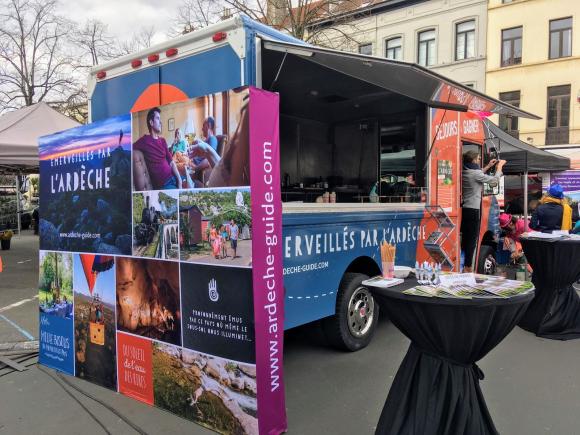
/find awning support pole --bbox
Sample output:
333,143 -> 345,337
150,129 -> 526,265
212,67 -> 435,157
523,169 -> 529,280
15,174 -> 21,238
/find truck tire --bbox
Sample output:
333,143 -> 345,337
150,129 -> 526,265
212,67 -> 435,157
477,245 -> 496,275
322,272 -> 379,351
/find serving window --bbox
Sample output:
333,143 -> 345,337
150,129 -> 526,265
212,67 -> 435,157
262,47 -> 427,204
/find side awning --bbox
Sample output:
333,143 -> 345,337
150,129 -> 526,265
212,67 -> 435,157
262,40 -> 540,120
483,119 -> 570,173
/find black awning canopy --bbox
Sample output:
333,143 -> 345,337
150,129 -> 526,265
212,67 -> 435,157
262,40 -> 540,120
483,120 -> 570,173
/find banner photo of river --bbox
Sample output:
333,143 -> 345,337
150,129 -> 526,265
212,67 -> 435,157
38,87 -> 286,435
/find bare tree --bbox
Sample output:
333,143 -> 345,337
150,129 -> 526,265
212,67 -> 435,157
169,0 -> 225,38
171,0 -> 368,48
0,0 -> 77,112
72,19 -> 118,67
117,26 -> 156,56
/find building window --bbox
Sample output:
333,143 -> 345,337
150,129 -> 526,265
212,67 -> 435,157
501,26 -> 522,67
359,43 -> 372,55
549,17 -> 572,59
498,91 -> 520,138
418,29 -> 436,66
385,37 -> 402,60
456,20 -> 475,60
463,83 -> 475,89
502,0 -> 514,3
546,85 -> 570,145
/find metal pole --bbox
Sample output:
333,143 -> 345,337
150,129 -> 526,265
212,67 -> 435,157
523,170 -> 529,230
15,175 -> 21,238
523,170 -> 529,280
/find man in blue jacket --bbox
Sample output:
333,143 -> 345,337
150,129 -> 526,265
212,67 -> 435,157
530,184 -> 572,232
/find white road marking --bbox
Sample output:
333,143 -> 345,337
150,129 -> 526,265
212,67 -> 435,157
0,295 -> 38,313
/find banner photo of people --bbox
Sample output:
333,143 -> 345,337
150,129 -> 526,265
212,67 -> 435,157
38,87 -> 286,435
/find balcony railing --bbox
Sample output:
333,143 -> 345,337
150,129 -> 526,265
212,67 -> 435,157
545,127 -> 569,145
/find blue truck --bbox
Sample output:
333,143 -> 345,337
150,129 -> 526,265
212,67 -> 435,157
89,16 -> 535,351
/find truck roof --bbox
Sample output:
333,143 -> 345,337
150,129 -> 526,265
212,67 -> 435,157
88,15 -> 304,80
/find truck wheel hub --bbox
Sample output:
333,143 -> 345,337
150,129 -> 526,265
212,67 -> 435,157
347,286 -> 374,338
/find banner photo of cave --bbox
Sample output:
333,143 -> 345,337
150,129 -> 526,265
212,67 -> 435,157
132,190 -> 179,260
179,188 -> 251,266
131,88 -> 250,191
115,257 -> 181,346
73,254 -> 117,390
38,114 -> 132,255
38,88 -> 286,435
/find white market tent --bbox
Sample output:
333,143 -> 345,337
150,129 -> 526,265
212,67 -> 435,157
0,102 -> 79,172
0,102 -> 79,233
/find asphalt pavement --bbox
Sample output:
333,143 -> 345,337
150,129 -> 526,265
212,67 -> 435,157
0,231 -> 579,434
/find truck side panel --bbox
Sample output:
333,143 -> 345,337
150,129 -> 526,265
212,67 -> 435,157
282,210 -> 426,329
91,45 -> 243,122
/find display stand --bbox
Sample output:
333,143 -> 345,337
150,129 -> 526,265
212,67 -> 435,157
423,205 -> 455,269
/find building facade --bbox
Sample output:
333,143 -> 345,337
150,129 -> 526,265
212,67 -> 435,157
314,0 -> 488,91
486,0 -> 580,148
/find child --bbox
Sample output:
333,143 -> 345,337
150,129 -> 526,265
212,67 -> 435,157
210,225 -> 220,259
220,225 -> 228,259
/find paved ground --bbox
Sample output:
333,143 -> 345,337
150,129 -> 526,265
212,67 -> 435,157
1,231 -> 579,434
182,239 -> 252,267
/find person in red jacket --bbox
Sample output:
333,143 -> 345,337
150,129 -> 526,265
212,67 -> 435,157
133,107 -> 182,190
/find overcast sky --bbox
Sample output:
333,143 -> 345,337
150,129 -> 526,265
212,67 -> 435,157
56,0 -> 184,45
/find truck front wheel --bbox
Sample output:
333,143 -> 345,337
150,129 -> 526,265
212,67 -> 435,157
322,272 -> 379,351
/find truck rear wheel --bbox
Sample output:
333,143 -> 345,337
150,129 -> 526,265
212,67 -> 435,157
322,272 -> 379,351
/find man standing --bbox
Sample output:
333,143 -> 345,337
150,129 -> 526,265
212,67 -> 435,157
461,151 -> 506,272
133,107 -> 182,190
229,219 -> 239,259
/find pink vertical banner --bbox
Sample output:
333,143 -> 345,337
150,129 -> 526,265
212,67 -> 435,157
249,86 -> 287,435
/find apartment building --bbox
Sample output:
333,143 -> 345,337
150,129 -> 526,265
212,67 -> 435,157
486,0 -> 580,148
313,0 -> 488,91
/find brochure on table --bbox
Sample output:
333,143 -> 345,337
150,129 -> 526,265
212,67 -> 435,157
38,87 -> 287,435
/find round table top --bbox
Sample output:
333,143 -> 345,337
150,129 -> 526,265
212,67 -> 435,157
367,277 -> 534,307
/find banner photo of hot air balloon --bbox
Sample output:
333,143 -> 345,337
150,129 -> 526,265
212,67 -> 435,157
38,114 -> 132,255
73,254 -> 117,390
132,190 -> 179,260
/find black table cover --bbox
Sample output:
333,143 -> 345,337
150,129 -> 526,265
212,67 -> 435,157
519,237 -> 580,339
369,282 -> 534,435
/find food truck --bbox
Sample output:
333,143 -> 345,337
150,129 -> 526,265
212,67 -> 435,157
88,16 -> 538,351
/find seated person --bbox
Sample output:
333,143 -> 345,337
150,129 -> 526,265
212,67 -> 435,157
191,117 -> 219,176
530,184 -> 572,232
171,128 -> 187,154
133,107 -> 182,190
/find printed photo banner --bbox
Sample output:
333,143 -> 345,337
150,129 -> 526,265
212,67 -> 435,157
38,87 -> 286,435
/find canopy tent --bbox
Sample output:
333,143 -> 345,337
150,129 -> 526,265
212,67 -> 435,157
262,39 -> 540,120
0,102 -> 79,172
483,119 -> 570,174
539,146 -> 580,170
